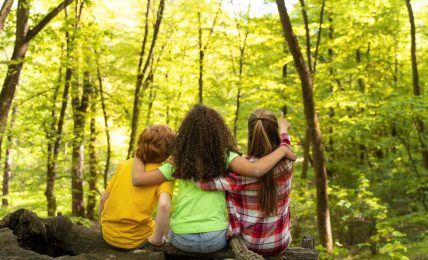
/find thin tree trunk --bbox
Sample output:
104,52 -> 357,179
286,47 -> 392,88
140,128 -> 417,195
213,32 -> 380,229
45,51 -> 66,216
301,128 -> 310,180
0,0 -> 14,33
275,0 -> 333,253
145,82 -> 156,126
96,62 -> 111,189
312,0 -> 325,74
405,0 -> 428,168
299,0 -> 312,74
71,68 -> 91,217
233,31 -> 248,137
2,103 -> 17,207
197,1 -> 222,104
0,0 -> 73,169
127,0 -> 165,159
86,83 -> 98,220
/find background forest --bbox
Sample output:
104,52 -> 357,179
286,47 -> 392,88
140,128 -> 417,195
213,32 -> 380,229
0,0 -> 427,259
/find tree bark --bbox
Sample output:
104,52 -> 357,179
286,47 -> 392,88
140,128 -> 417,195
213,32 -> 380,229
299,0 -> 312,74
405,0 -> 428,168
197,1 -> 222,104
301,128 -> 310,180
127,0 -> 165,159
96,61 -> 111,189
312,0 -> 325,74
45,55 -> 67,216
232,7 -> 249,138
0,0 -> 73,171
0,0 -> 14,33
71,67 -> 91,217
2,103 -> 17,207
86,84 -> 98,221
275,0 -> 333,253
0,209 -> 318,259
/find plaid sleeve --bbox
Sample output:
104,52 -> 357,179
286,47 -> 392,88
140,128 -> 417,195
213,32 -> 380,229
196,176 -> 233,191
280,132 -> 291,145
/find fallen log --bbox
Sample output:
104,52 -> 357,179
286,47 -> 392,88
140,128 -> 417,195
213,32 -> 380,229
0,209 -> 318,259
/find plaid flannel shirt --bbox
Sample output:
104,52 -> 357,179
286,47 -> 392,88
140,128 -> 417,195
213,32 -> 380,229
198,133 -> 293,256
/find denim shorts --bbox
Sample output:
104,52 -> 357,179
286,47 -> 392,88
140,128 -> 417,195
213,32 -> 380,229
170,230 -> 227,253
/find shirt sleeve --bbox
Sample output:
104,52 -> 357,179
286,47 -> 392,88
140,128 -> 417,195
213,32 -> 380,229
280,132 -> 291,145
226,151 -> 239,166
157,180 -> 175,196
159,163 -> 176,181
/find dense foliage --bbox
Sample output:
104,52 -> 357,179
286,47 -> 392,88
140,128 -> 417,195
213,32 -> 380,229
0,0 -> 427,258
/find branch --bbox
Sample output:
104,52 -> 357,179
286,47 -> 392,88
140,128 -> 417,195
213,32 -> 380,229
0,0 -> 14,33
25,0 -> 73,43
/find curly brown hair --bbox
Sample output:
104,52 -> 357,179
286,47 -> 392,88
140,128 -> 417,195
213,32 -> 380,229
135,125 -> 175,163
172,104 -> 238,181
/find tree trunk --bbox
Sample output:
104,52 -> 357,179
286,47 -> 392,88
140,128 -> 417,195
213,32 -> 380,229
71,67 -> 91,217
96,62 -> 111,189
86,85 -> 98,220
275,0 -> 333,253
0,209 -> 318,259
145,82 -> 156,126
301,128 -> 310,180
299,0 -> 312,74
405,0 -> 428,168
0,0 -> 14,32
127,0 -> 165,159
198,11 -> 204,104
0,0 -> 73,170
312,0 -> 325,74
45,57 -> 67,216
2,103 -> 17,207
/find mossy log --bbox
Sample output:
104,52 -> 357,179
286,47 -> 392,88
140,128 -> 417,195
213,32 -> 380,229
0,209 -> 318,259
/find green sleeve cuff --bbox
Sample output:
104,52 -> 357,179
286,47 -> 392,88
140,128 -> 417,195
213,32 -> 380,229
159,163 -> 176,180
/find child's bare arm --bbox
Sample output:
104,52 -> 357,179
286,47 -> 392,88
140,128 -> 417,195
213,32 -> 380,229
228,145 -> 295,178
132,158 -> 167,186
148,192 -> 171,246
98,191 -> 110,220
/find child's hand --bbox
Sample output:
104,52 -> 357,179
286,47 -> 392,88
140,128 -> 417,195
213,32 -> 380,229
279,118 -> 291,133
147,234 -> 166,247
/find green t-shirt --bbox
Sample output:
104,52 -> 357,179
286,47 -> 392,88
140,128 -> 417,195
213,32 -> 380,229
159,152 -> 239,234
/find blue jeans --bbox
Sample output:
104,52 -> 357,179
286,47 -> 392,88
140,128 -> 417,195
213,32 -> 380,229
170,230 -> 227,253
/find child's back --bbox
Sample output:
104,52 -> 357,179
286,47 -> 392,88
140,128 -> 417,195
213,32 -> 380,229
100,125 -> 175,249
101,160 -> 173,249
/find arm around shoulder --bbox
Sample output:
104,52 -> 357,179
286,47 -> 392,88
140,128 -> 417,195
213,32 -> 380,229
132,158 -> 167,186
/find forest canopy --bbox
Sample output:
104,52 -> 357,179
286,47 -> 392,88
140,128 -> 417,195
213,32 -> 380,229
0,0 -> 427,259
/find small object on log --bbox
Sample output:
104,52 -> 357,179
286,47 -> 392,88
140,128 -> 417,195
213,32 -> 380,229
0,209 -> 318,259
301,235 -> 315,249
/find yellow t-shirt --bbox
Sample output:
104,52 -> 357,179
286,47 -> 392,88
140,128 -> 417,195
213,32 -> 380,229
101,159 -> 174,249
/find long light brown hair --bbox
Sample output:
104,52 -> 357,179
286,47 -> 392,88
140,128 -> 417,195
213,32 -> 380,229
247,109 -> 281,216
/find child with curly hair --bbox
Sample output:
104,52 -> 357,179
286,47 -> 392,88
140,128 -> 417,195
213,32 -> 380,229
198,109 -> 294,258
99,125 -> 175,249
131,104 -> 296,253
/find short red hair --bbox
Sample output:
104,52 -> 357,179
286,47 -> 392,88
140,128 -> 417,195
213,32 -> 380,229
135,125 -> 175,163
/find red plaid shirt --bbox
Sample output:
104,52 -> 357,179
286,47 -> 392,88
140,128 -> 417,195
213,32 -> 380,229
199,133 -> 293,256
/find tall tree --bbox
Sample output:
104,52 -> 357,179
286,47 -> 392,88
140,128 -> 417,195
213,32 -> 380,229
197,0 -> 222,104
0,0 -> 73,168
231,2 -> 250,138
2,102 -> 17,207
86,78 -> 98,221
45,47 -> 68,216
405,0 -> 428,168
127,0 -> 165,159
275,0 -> 333,253
95,58 -> 111,189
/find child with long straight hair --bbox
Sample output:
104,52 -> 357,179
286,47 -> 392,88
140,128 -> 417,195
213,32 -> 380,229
131,104 -> 296,253
198,109 -> 294,257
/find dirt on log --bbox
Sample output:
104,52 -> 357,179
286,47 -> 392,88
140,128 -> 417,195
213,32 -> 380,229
0,209 -> 318,259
